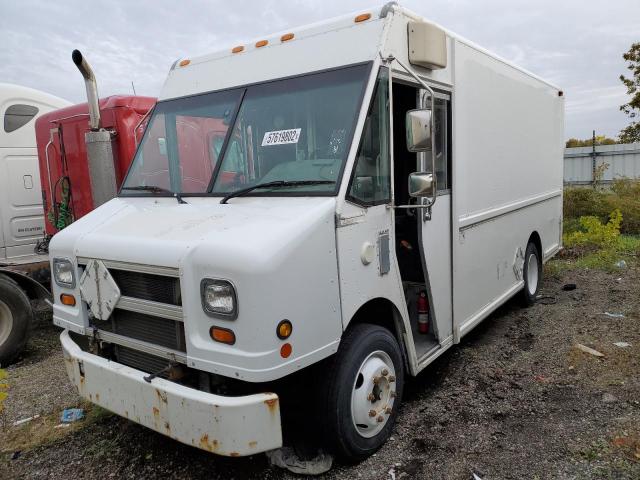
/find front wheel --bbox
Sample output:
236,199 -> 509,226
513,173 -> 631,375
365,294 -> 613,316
520,241 -> 541,306
322,324 -> 404,462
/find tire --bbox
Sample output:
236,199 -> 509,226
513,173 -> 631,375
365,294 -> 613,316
0,275 -> 33,366
322,323 -> 404,462
520,241 -> 541,306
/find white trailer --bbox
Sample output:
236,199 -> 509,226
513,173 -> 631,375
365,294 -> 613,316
0,84 -> 70,365
51,3 -> 563,460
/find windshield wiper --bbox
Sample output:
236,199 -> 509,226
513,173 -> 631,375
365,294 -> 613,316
121,185 -> 188,204
220,180 -> 335,204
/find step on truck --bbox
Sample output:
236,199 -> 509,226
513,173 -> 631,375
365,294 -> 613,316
51,3 -> 564,461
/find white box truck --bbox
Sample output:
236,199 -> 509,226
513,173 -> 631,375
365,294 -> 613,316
51,3 -> 563,460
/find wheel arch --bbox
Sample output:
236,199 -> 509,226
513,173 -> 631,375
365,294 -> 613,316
344,297 -> 409,371
0,269 -> 51,301
528,231 -> 543,262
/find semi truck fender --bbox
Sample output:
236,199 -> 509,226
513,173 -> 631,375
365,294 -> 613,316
0,268 -> 51,301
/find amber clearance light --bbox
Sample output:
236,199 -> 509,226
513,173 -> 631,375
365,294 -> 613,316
60,294 -> 76,306
210,326 -> 236,345
276,320 -> 293,339
354,13 -> 371,23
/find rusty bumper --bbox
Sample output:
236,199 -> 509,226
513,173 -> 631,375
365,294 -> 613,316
60,330 -> 283,456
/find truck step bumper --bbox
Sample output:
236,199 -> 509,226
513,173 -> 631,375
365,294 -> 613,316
60,330 -> 283,456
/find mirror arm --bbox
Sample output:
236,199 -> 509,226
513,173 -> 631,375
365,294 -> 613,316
386,56 -> 437,216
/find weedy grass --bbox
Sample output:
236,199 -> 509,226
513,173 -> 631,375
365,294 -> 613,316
0,402 -> 112,454
550,191 -> 640,273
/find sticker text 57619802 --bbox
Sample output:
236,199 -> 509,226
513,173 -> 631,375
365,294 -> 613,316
261,128 -> 301,146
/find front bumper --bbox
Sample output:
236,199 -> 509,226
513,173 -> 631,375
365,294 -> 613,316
60,330 -> 283,456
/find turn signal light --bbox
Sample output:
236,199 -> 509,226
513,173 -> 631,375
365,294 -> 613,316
231,45 -> 244,54
280,343 -> 292,358
354,13 -> 371,23
60,294 -> 76,307
276,320 -> 293,339
255,40 -> 269,48
210,326 -> 236,345
280,33 -> 295,42
178,59 -> 191,67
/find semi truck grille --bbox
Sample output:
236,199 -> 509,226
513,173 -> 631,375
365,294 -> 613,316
109,269 -> 181,306
101,309 -> 186,352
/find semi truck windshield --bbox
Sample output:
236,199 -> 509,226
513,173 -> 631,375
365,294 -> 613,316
121,63 -> 370,196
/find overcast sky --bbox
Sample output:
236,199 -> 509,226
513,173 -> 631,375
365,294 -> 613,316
1,0 -> 638,139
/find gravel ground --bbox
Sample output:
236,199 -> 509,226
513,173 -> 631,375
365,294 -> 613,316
1,264 -> 639,479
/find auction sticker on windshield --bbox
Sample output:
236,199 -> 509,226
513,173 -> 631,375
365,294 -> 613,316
262,128 -> 301,146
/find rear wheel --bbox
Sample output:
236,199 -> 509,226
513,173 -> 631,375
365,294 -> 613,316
521,241 -> 541,306
0,275 -> 33,366
322,324 -> 404,462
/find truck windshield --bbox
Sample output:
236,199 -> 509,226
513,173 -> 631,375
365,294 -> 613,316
121,63 -> 370,196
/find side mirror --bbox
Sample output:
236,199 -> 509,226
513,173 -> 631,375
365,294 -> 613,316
409,172 -> 434,198
405,109 -> 432,152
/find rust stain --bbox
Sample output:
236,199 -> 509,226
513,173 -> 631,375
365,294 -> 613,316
264,397 -> 278,415
248,441 -> 258,449
152,407 -> 160,417
198,434 -> 219,452
124,410 -> 129,418
95,393 -> 100,402
155,389 -> 168,404
164,421 -> 171,432
229,452 -> 240,457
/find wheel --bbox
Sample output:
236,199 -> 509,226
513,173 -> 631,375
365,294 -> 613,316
520,241 -> 541,306
322,323 -> 404,462
0,275 -> 33,366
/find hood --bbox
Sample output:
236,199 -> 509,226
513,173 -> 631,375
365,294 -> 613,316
51,196 -> 337,269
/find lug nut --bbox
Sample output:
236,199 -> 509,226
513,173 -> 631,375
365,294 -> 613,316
372,376 -> 380,384
385,406 -> 392,414
368,409 -> 376,417
388,375 -> 396,383
367,393 -> 376,401
377,415 -> 384,423
381,368 -> 389,376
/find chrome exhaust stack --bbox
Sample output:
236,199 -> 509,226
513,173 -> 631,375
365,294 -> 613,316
72,49 -> 117,207
72,49 -> 102,130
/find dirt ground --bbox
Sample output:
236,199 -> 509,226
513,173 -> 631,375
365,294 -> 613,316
1,263 -> 639,479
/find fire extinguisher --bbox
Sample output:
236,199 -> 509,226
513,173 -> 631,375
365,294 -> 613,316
418,291 -> 429,334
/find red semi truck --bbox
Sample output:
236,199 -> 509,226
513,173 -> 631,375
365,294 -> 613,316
0,51 -> 154,365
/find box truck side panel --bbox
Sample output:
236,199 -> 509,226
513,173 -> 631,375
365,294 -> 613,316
451,40 -> 564,335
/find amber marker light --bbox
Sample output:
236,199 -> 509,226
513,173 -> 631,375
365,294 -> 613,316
354,13 -> 371,23
276,320 -> 293,340
60,294 -> 76,307
255,40 -> 269,48
280,343 -> 292,358
231,45 -> 244,54
280,33 -> 294,42
178,59 -> 191,67
210,326 -> 236,345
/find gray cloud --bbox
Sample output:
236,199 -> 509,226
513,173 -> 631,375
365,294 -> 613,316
1,0 -> 638,139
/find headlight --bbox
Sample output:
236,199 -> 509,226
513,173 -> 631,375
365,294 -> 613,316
53,258 -> 75,288
200,279 -> 237,319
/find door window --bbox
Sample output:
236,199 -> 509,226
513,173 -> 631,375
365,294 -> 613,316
347,67 -> 390,206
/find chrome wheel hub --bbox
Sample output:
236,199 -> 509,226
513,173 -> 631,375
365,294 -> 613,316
527,252 -> 539,295
0,300 -> 13,346
350,350 -> 396,438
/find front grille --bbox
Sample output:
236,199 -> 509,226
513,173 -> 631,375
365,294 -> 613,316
109,269 -> 181,306
114,346 -> 170,376
100,309 -> 186,352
